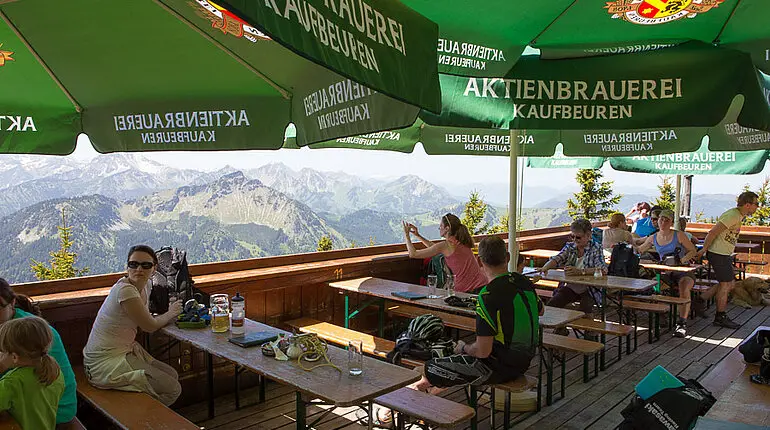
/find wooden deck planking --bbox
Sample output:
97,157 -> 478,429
177,303 -> 767,429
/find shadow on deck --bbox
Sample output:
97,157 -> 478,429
177,303 -> 769,430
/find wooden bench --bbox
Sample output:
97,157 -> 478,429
73,368 -> 198,430
0,413 -> 20,430
627,294 -> 691,326
284,318 -> 485,429
567,318 -> 634,368
622,300 -> 669,344
535,279 -> 560,290
541,332 -> 604,399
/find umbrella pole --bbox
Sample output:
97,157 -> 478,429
509,130 -> 520,272
675,174 -> 682,228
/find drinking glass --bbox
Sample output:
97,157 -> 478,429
348,340 -> 363,376
446,274 -> 455,297
427,274 -> 440,299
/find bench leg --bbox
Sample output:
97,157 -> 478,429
295,392 -> 306,430
546,350 -> 554,405
560,354 -> 566,400
654,313 -> 660,341
504,391 -> 512,429
618,333 -> 622,364
594,352 -> 599,378
490,387 -> 496,429
647,311 -> 653,344
469,386 -> 478,430
583,355 -> 589,383
207,352 -> 215,420
600,333 -> 606,371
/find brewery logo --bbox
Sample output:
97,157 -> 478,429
190,0 -> 270,42
0,43 -> 14,67
605,0 -> 724,25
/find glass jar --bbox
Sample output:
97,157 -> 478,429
209,294 -> 230,333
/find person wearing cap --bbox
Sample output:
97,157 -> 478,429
696,191 -> 760,330
636,209 -> 698,338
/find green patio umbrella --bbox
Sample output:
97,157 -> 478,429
402,0 -> 770,76
0,0 -> 440,154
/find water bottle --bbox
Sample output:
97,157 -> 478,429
231,292 -> 245,336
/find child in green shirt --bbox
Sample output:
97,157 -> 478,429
0,316 -> 65,430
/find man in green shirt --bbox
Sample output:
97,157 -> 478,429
696,191 -> 759,329
410,236 -> 543,391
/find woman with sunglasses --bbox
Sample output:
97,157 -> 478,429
83,245 -> 183,405
403,213 -> 487,293
0,278 -> 80,429
540,219 -> 607,334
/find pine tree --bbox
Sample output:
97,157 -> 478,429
487,212 -> 524,234
566,169 -> 622,221
30,207 -> 90,280
654,176 -> 676,211
368,236 -> 376,246
743,178 -> 770,226
317,235 -> 333,251
462,190 -> 489,235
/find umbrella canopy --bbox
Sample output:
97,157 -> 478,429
402,0 -> 770,75
0,0 -> 435,154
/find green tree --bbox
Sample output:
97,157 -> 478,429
317,235 -> 333,251
654,176 -> 676,211
30,207 -> 89,280
349,240 -> 357,248
743,178 -> 770,226
694,210 -> 707,223
368,236 -> 376,246
566,169 -> 622,221
462,190 -> 489,235
487,211 -> 524,234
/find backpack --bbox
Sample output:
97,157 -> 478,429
739,328 -> 770,364
424,254 -> 453,288
618,377 -> 716,430
660,247 -> 682,267
386,314 -> 455,364
149,247 -> 200,314
608,243 -> 640,278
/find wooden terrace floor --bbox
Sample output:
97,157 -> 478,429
177,303 -> 769,429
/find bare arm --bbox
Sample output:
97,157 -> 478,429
458,336 -> 494,359
678,231 -> 698,264
699,222 -> 727,255
636,235 -> 654,254
121,298 -> 181,333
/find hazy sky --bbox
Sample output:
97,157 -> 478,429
70,134 -> 770,199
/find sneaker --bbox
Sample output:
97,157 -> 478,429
674,322 -> 687,338
355,407 -> 393,429
713,313 -> 740,329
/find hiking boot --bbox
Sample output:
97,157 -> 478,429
713,313 -> 740,329
674,321 -> 687,338
692,296 -> 707,318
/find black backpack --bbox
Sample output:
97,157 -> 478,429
618,378 -> 716,430
386,315 -> 455,364
149,247 -> 201,314
608,243 -> 640,278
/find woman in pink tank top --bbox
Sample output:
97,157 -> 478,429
403,213 -> 488,293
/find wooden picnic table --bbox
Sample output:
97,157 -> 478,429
328,276 -> 585,329
520,249 -> 559,259
162,319 -> 419,428
639,260 -> 703,273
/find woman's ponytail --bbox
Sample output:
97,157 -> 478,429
444,213 -> 475,249
36,353 -> 61,386
0,316 -> 60,386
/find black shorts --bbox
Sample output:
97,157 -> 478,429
661,271 -> 696,289
424,352 -> 532,388
707,251 -> 735,282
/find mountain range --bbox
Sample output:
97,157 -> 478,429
0,154 -> 742,283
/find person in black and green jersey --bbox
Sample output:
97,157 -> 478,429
409,236 -> 543,392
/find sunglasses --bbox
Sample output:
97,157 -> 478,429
127,261 -> 155,270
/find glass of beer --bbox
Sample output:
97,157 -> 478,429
209,294 -> 230,333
